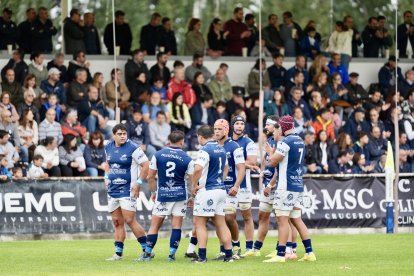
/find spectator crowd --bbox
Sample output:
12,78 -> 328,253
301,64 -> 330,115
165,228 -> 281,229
0,6 -> 413,180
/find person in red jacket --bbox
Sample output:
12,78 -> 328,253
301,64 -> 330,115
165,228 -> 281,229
312,108 -> 335,142
61,108 -> 87,145
223,7 -> 251,56
167,67 -> 196,108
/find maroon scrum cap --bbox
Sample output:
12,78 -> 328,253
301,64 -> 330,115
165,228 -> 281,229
279,115 -> 295,135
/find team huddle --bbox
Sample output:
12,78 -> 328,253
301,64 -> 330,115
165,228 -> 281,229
104,115 -> 316,263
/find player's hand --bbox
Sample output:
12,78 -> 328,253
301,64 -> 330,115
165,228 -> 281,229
250,165 -> 260,173
104,179 -> 110,190
151,193 -> 156,202
192,185 -> 202,196
187,197 -> 194,208
263,186 -> 271,197
131,184 -> 140,199
228,186 -> 239,197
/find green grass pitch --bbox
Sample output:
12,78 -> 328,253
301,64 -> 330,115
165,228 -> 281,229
1,234 -> 413,275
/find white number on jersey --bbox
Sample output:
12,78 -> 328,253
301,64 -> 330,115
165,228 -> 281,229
166,161 -> 176,177
298,148 -> 304,164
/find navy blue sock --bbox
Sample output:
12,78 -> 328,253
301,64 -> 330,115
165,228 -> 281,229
145,234 -> 157,254
286,241 -> 293,248
220,245 -> 225,253
169,229 -> 181,255
232,240 -> 240,248
224,249 -> 232,259
137,236 -> 147,252
114,241 -> 124,256
246,240 -> 253,250
277,245 -> 286,257
190,236 -> 198,245
302,239 -> 313,253
254,240 -> 263,250
292,242 -> 297,252
198,248 -> 207,260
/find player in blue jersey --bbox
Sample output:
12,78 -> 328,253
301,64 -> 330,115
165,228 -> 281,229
213,119 -> 246,260
264,115 -> 316,263
243,115 -> 280,257
191,125 -> 233,263
231,115 -> 259,255
105,124 -> 150,261
142,130 -> 194,262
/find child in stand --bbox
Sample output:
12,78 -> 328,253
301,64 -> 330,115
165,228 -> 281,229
0,154 -> 11,181
12,167 -> 25,180
28,155 -> 49,178
215,101 -> 229,121
250,38 -> 272,57
151,76 -> 168,104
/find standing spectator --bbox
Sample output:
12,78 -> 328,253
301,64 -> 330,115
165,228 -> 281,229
34,137 -> 60,176
0,129 -> 19,169
326,21 -> 353,69
361,17 -> 383,58
399,69 -> 414,99
142,91 -> 169,123
58,134 -> 87,176
28,52 -> 48,86
190,94 -> 216,129
130,71 -> 151,104
149,52 -> 170,87
367,126 -> 387,163
245,13 -> 258,55
247,58 -> 271,97
328,150 -> 352,174
262,14 -> 283,55
67,50 -> 92,83
23,74 -> 44,99
105,68 -> 131,120
47,53 -> 68,85
313,130 -> 332,173
287,87 -> 312,121
184,18 -> 205,56
40,68 -> 66,106
84,131 -> 106,176
345,72 -> 369,105
192,72 -> 213,103
39,93 -> 62,123
344,108 -> 371,141
343,15 -> 362,58
300,26 -> 321,59
168,68 -> 196,108
268,53 -> 286,90
223,7 -> 251,56
0,91 -> 19,123
1,49 -> 28,85
83,12 -> 101,55
103,10 -> 132,55
168,93 -> 191,133
304,20 -> 322,44
0,8 -> 17,50
18,109 -> 38,162
285,55 -> 309,89
1,69 -> 23,106
157,17 -> 177,55
17,8 -> 36,54
279,11 -> 303,57
207,18 -> 228,58
67,68 -> 88,107
149,111 -> 171,150
124,49 -> 149,91
377,16 -> 393,55
265,89 -> 289,117
61,109 -> 87,146
63,8 -> 85,54
312,108 -> 335,141
208,68 -> 232,103
184,54 -> 212,83
328,53 -> 349,84
28,155 -> 48,178
378,55 -> 403,97
16,88 -> 40,123
397,10 -> 414,58
31,7 -> 57,53
78,85 -> 111,139
140,12 -> 161,55
38,108 -> 63,145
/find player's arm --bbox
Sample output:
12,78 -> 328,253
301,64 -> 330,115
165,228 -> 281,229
246,142 -> 260,172
131,148 -> 150,198
148,155 -> 158,200
269,141 -> 289,167
229,148 -> 245,196
192,150 -> 209,196
103,149 -> 109,189
264,172 -> 277,197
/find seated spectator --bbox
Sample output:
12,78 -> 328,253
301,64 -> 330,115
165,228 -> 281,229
247,58 -> 271,99
299,26 -> 321,59
167,67 -> 196,108
401,90 -> 414,122
207,17 -> 228,58
168,93 -> 192,133
330,132 -> 354,160
1,69 -> 23,106
363,89 -> 383,113
285,71 -> 311,100
353,131 -> 371,162
351,153 -> 374,174
84,131 -> 106,177
285,55 -> 309,89
399,150 -> 411,173
345,72 -> 369,105
23,74 -> 44,100
142,91 -> 170,123
0,92 -> 19,123
208,68 -> 232,104
149,111 -> 171,150
151,76 -> 168,103
311,72 -> 329,100
344,107 -> 371,141
18,109 -> 38,162
0,154 -> 12,181
39,108 -> 63,145
67,68 -> 89,107
378,55 -> 403,97
367,126 -> 387,163
185,54 -> 212,83
67,50 -> 92,83
28,154 -> 48,178
105,68 -> 131,121
293,107 -> 314,135
328,53 -> 349,84
34,136 -> 61,176
328,103 -> 343,134
125,107 -> 156,159
399,69 -> 414,99
309,90 -> 326,119
192,72 -> 213,103
1,48 -> 28,85
12,167 -> 23,179
39,94 -> 62,123
215,101 -> 229,121
149,52 -> 170,87
78,85 -> 111,139
58,134 -> 87,176
326,72 -> 349,106
47,53 -> 68,85
268,53 -> 286,91
0,128 -> 18,170
303,131 -> 321,174
328,150 -> 352,174
40,68 -> 66,106
17,89 -> 40,123
104,10 -> 132,55
61,109 -> 87,146
287,87 -> 312,121
368,108 -> 387,134
309,55 -> 329,84
0,110 -> 25,162
124,49 -> 149,92
28,52 -> 48,86
92,72 -> 113,120
184,18 -> 205,56
157,17 -> 177,55
139,12 -> 161,55
313,130 -> 332,173
374,154 -> 387,173
312,108 -> 335,141
130,71 -> 151,105
225,88 -> 245,117
63,8 -> 86,54
265,89 -> 289,117
31,7 -> 57,54
245,95 -> 260,140
190,94 -> 216,129
250,38 -> 272,57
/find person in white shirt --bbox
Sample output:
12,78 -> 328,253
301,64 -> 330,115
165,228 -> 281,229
28,154 -> 48,178
34,136 -> 61,176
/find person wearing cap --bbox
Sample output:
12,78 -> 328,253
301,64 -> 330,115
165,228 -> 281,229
0,8 -> 17,50
343,107 -> 371,142
1,48 -> 28,86
378,55 -> 403,97
40,68 -> 66,106
47,53 -> 69,85
345,72 -> 369,105
265,115 -> 316,263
